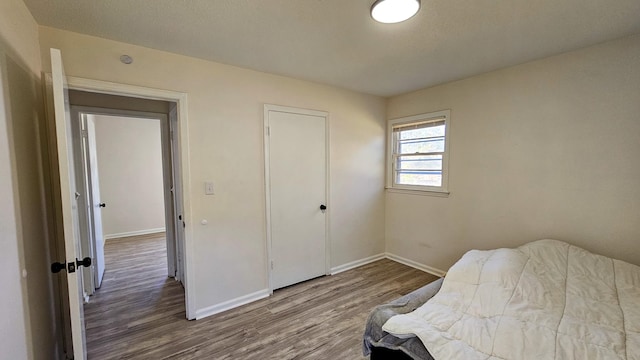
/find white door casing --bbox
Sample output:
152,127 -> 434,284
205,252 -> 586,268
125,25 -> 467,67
264,105 -> 329,291
63,76 -> 195,320
50,48 -> 87,360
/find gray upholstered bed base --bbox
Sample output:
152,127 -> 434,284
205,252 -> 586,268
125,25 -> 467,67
363,278 -> 444,360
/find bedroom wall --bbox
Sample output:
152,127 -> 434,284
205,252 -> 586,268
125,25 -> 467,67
386,34 -> 640,272
90,114 -> 166,239
38,26 -> 387,314
0,0 -> 58,358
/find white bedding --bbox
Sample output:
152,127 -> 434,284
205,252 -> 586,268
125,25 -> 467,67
382,239 -> 640,359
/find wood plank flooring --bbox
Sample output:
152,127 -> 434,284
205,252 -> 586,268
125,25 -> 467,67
85,234 -> 438,359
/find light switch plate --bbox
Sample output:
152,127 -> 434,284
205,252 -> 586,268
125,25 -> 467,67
205,182 -> 214,195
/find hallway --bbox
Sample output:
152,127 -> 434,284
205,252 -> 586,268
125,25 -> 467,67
84,233 -> 185,359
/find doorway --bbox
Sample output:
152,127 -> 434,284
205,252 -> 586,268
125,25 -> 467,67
45,63 -> 194,358
69,106 -> 180,297
264,105 -> 330,291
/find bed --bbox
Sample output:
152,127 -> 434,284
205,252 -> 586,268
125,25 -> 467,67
363,239 -> 640,360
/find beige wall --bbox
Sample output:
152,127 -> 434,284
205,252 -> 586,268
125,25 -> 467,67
0,0 -> 57,359
38,27 -> 387,311
91,114 -> 166,237
0,37 -> 30,360
386,34 -> 640,272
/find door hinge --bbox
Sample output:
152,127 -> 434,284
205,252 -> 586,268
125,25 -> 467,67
266,126 -> 270,136
271,260 -> 274,270
81,129 -> 88,138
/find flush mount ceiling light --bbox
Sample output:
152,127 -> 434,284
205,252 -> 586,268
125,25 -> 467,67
371,0 -> 421,24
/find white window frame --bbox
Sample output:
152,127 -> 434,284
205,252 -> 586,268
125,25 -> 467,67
386,109 -> 451,194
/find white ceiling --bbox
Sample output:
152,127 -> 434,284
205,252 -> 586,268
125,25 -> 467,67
23,0 -> 640,97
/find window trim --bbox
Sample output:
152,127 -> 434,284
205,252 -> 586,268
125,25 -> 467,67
386,110 -> 451,194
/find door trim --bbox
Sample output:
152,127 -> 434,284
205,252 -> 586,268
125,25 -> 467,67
66,76 -> 196,320
263,104 -> 331,294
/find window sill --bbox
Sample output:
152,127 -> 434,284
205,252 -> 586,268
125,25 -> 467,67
385,187 -> 450,197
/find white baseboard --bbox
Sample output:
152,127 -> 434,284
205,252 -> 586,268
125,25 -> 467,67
192,254 -> 443,321
330,253 -> 386,275
104,228 -> 166,241
195,289 -> 270,320
385,252 -> 446,277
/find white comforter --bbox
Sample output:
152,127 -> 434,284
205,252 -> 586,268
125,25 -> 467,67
382,239 -> 640,359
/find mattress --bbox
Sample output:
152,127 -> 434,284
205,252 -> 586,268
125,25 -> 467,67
382,239 -> 640,360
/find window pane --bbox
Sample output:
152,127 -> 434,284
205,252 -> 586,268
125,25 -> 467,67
398,137 -> 444,154
399,124 -> 445,140
397,155 -> 442,170
396,171 -> 442,187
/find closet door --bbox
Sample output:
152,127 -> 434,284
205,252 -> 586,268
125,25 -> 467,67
265,105 -> 328,290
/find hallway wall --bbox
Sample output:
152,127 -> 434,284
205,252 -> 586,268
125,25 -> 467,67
91,114 -> 166,239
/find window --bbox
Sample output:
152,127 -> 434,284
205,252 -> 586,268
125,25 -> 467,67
387,110 -> 450,193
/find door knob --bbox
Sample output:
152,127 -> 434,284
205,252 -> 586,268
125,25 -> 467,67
76,257 -> 92,268
320,204 -> 327,211
51,261 -> 66,273
98,202 -> 106,208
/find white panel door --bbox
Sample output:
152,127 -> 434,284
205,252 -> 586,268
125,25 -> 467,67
267,106 -> 327,290
85,117 -> 105,287
70,108 -> 96,296
170,105 -> 186,284
51,48 -> 87,360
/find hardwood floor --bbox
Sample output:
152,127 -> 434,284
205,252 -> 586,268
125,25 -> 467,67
85,234 -> 438,359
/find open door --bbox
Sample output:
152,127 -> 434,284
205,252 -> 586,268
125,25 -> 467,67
84,115 -> 106,288
160,113 -> 177,279
50,48 -> 87,360
169,104 -> 186,284
71,109 -> 106,295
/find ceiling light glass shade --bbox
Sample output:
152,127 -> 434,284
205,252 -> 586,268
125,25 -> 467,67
371,0 -> 420,24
